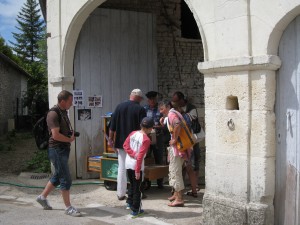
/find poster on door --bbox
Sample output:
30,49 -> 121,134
73,90 -> 84,107
77,108 -> 92,121
88,95 -> 103,108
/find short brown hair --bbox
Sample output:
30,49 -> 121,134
158,99 -> 172,108
57,90 -> 73,103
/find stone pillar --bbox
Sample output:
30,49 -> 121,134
47,0 -> 79,179
198,55 -> 281,225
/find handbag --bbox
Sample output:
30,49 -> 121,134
191,108 -> 201,133
191,119 -> 201,133
168,109 -> 196,152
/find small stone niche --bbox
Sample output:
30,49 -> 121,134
226,95 -> 239,110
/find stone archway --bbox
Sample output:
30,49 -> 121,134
62,0 -> 207,80
62,0 -> 107,79
61,0 -> 207,179
267,5 -> 300,55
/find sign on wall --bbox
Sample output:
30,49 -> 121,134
88,95 -> 103,108
73,90 -> 84,107
77,108 -> 92,121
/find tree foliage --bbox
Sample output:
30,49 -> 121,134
10,0 -> 48,120
10,0 -> 44,65
0,36 -> 20,63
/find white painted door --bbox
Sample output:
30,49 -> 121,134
275,15 -> 300,225
73,8 -> 157,178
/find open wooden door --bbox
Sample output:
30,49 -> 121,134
73,8 -> 157,178
275,15 -> 300,225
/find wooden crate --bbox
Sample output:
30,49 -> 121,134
144,165 -> 169,181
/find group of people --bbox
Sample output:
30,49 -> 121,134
109,89 -> 201,215
35,88 -> 202,218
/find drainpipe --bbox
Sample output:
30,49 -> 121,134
246,0 -> 253,207
59,0 -> 63,88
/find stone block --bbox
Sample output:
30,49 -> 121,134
214,16 -> 249,59
215,110 -> 249,155
203,194 -> 274,225
203,193 -> 247,225
250,157 -> 275,203
250,110 -> 276,157
205,153 -> 248,199
247,202 -> 274,225
251,71 -> 276,111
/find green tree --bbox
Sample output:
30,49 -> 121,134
0,36 -> 20,63
10,0 -> 48,120
10,0 -> 44,65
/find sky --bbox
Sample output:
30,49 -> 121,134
0,0 -> 27,45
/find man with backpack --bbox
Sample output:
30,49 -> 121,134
36,90 -> 81,217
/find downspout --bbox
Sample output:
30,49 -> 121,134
59,0 -> 64,88
246,0 -> 253,208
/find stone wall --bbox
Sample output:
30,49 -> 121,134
0,56 -> 27,135
46,0 -> 300,224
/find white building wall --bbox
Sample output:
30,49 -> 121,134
46,0 -> 300,224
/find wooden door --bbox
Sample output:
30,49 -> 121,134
275,15 -> 300,225
73,8 -> 157,178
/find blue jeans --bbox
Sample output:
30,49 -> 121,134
48,146 -> 72,190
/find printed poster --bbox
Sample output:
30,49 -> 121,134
73,90 -> 84,107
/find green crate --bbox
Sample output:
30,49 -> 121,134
100,158 -> 118,181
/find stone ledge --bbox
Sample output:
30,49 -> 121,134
49,76 -> 74,86
198,55 -> 281,74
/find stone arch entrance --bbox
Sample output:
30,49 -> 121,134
63,0 -> 207,80
63,1 -> 206,179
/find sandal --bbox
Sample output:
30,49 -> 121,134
168,201 -> 184,207
185,191 -> 198,198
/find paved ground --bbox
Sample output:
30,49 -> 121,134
0,173 -> 203,225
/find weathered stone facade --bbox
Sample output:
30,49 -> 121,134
44,0 -> 300,224
0,53 -> 28,135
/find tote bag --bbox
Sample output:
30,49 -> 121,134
168,109 -> 196,152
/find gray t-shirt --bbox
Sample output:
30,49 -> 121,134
47,106 -> 71,148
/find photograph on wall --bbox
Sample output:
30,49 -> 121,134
88,95 -> 102,107
77,109 -> 92,121
73,90 -> 84,107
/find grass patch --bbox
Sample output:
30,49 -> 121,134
25,150 -> 51,173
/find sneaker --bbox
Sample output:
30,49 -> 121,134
126,203 -> 132,210
36,196 -> 52,210
131,209 -> 144,218
65,206 -> 82,217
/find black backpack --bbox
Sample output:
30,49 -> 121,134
33,107 -> 61,150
